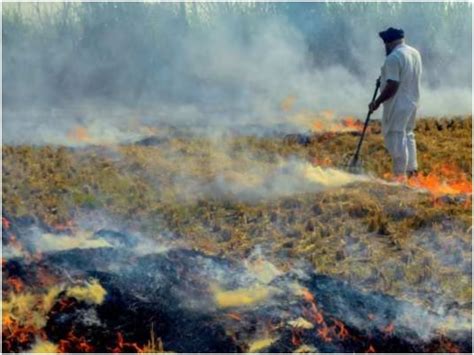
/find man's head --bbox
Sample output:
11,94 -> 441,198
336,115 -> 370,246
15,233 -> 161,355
379,27 -> 405,55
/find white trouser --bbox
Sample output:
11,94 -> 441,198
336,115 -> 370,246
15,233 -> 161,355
383,106 -> 418,175
384,130 -> 418,175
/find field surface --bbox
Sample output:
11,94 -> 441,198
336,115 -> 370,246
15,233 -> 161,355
2,116 -> 472,352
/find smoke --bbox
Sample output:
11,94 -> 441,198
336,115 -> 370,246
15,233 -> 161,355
2,2 -> 472,145
116,141 -> 372,203
207,159 -> 369,201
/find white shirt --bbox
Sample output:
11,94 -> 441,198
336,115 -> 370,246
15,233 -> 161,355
380,43 -> 422,134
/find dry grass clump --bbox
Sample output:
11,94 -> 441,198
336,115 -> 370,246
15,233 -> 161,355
2,145 -> 160,226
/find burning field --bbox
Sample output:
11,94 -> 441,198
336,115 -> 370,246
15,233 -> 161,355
2,115 -> 472,353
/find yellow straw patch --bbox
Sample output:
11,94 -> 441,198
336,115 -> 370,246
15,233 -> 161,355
248,337 -> 276,352
212,285 -> 271,309
2,293 -> 37,324
288,317 -> 314,330
42,286 -> 62,314
66,279 -> 107,305
29,339 -> 59,353
39,231 -> 111,252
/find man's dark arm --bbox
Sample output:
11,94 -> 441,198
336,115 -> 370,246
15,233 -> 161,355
369,80 -> 399,113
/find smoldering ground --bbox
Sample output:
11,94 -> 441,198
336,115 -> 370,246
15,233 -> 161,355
2,210 -> 471,352
2,2 -> 472,145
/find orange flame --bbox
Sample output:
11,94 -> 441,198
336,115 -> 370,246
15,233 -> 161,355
5,234 -> 27,256
383,322 -> 395,336
317,326 -> 333,342
113,332 -> 143,353
299,288 -> 350,343
291,329 -> 303,347
407,164 -> 472,197
227,312 -> 242,321
312,156 -> 333,167
313,310 -> 324,325
52,220 -> 75,232
56,298 -> 77,313
313,121 -> 324,131
312,115 -> 364,133
7,276 -> 25,293
2,321 -> 41,352
301,288 -> 315,303
67,126 -> 91,143
301,289 -> 325,325
342,116 -> 364,132
321,110 -> 335,120
385,163 -> 472,199
37,267 -> 59,287
58,330 -> 95,353
333,319 -> 349,340
3,216 -> 11,229
438,336 -> 460,353
366,344 -> 376,353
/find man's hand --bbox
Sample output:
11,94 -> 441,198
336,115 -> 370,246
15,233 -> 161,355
368,100 -> 380,114
370,80 -> 399,114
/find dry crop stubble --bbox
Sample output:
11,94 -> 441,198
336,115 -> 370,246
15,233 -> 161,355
2,116 -> 472,315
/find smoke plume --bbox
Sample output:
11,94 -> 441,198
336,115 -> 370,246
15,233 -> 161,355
2,2 -> 472,145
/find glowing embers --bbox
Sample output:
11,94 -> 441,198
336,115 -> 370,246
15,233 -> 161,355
2,320 -> 42,353
1,276 -> 106,352
58,330 -> 95,353
2,240 -> 471,353
2,248 -> 107,353
6,276 -> 25,293
2,281 -> 59,352
111,332 -> 143,353
2,215 -> 27,257
3,216 -> 11,230
297,288 -> 351,344
366,344 -> 377,353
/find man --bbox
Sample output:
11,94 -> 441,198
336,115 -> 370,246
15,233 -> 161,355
369,27 -> 422,179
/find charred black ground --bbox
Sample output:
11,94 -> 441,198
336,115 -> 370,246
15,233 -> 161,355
2,215 -> 472,352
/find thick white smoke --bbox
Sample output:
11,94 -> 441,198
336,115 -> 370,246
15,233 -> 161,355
2,2 -> 472,145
